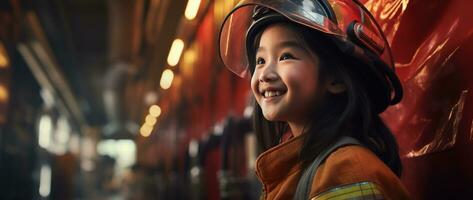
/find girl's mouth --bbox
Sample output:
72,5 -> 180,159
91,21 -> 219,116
263,90 -> 284,98
259,85 -> 287,100
260,87 -> 287,99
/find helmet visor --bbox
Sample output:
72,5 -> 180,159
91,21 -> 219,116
219,0 -> 346,78
218,0 -> 394,78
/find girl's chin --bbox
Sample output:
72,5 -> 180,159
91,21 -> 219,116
262,112 -> 284,121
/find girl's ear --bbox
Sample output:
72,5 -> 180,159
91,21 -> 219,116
325,77 -> 346,94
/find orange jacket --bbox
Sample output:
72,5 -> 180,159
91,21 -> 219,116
255,135 -> 410,199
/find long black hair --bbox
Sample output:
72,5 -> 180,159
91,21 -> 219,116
249,22 -> 403,176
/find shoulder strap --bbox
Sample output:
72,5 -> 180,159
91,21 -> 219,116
293,137 -> 362,200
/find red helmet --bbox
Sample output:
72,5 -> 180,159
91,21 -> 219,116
218,0 -> 403,111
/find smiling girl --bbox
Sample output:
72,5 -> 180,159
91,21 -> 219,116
219,0 -> 410,199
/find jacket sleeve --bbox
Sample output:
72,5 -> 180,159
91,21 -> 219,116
308,146 -> 410,200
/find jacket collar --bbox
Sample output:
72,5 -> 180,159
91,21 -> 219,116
255,134 -> 304,183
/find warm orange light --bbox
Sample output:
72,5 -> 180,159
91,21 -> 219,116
160,69 -> 174,90
184,48 -> 196,65
0,43 -> 9,68
149,105 -> 161,117
0,84 -> 8,103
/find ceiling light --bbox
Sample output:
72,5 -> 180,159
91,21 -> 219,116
167,39 -> 184,66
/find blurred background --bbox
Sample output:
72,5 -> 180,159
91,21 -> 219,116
0,0 -> 472,199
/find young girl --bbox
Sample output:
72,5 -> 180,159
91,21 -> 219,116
219,0 -> 410,199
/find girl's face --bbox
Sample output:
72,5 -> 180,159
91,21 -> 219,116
251,24 -> 322,124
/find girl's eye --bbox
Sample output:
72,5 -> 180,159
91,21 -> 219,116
280,53 -> 295,61
256,57 -> 265,65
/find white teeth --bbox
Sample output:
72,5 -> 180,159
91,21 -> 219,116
264,91 -> 282,98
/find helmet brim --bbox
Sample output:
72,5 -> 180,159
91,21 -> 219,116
218,0 -> 394,78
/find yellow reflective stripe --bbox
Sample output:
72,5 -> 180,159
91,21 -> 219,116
311,181 -> 384,200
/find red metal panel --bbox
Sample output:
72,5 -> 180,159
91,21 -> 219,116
362,0 -> 473,198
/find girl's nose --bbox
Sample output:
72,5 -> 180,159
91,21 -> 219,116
259,63 -> 278,82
